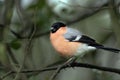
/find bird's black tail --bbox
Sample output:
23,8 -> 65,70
95,46 -> 120,53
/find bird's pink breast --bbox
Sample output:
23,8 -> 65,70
50,27 -> 82,57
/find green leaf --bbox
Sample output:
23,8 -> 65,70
10,39 -> 21,50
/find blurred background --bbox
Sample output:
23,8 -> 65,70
0,0 -> 120,80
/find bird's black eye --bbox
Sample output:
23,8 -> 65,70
50,27 -> 57,33
50,22 -> 66,33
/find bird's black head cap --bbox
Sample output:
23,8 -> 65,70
50,22 -> 66,33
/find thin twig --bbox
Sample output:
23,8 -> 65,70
15,0 -> 25,26
1,62 -> 120,79
0,65 -> 58,80
50,56 -> 77,80
71,62 -> 120,74
13,0 -> 26,79
1,71 -> 12,79
6,43 -> 18,64
109,0 -> 120,46
11,29 -> 49,39
49,65 -> 62,80
13,22 -> 36,80
13,0 -> 36,80
0,24 -> 4,27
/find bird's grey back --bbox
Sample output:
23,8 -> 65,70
63,27 -> 82,41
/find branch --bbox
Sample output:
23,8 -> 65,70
6,43 -> 19,64
0,24 -> 4,27
11,29 -> 49,39
1,62 -> 120,79
71,62 -> 120,74
109,0 -> 120,46
13,1 -> 37,78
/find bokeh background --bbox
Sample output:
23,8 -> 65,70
0,0 -> 120,80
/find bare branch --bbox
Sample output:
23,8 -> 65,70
13,0 -> 36,80
1,62 -> 120,79
0,24 -> 4,27
109,0 -> 120,46
1,71 -> 12,79
11,29 -> 49,39
6,43 -> 19,64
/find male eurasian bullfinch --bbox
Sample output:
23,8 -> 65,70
50,22 -> 120,58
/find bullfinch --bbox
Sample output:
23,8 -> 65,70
50,22 -> 120,58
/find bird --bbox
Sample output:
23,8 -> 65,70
49,22 -> 120,80
50,22 -> 120,59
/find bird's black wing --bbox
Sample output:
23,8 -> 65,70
79,35 -> 95,43
70,35 -> 103,47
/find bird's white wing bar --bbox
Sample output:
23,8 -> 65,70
72,35 -> 82,41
